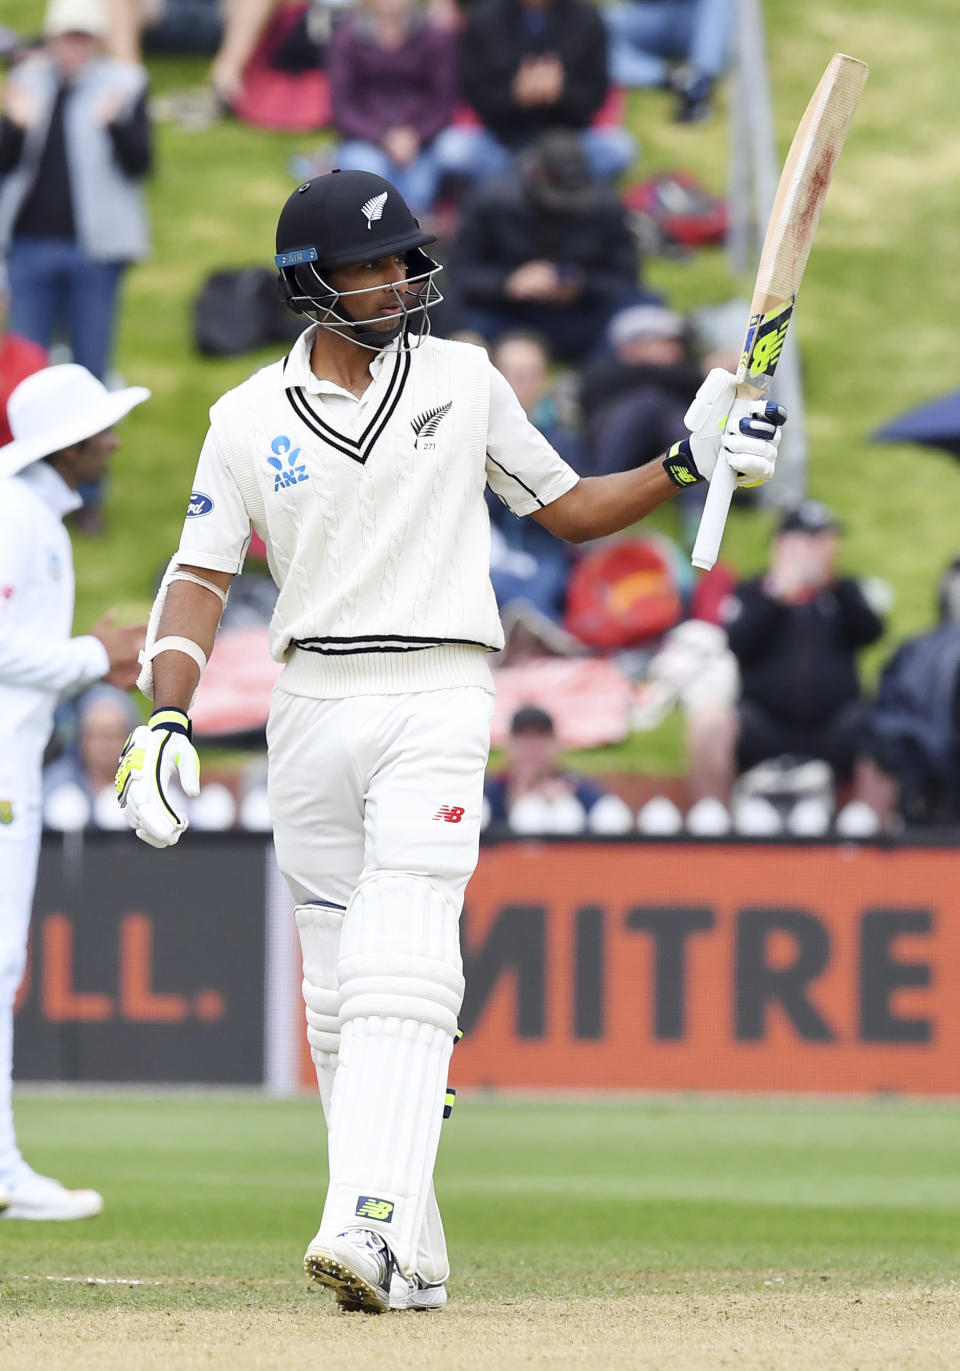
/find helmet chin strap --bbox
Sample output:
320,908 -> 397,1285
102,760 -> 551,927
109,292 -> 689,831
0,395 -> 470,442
284,253 -> 441,354
329,296 -> 405,350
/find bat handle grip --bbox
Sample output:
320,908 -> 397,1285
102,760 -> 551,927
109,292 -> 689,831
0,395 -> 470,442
691,454 -> 736,571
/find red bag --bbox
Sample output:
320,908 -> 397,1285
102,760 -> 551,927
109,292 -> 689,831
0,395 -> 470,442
564,538 -> 683,649
230,4 -> 331,131
623,170 -> 728,249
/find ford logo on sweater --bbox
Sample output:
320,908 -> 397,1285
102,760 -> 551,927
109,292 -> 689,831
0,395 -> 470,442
187,492 -> 214,518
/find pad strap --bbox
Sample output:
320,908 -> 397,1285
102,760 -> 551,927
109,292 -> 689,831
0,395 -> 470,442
167,570 -> 228,607
146,636 -> 208,672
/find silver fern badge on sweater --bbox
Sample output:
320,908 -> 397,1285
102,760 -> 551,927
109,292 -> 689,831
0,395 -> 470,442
412,402 -> 452,448
361,192 -> 388,229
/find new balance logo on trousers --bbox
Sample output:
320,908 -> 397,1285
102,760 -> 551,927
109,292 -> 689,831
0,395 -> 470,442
433,805 -> 464,823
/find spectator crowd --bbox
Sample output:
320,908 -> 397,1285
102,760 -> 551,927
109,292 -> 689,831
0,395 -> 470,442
5,0 -> 960,842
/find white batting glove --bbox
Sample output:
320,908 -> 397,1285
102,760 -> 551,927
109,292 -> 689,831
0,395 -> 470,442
115,708 -> 201,849
663,368 -> 787,490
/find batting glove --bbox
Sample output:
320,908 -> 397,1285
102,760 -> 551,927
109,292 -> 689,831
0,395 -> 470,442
115,707 -> 200,849
663,368 -> 787,489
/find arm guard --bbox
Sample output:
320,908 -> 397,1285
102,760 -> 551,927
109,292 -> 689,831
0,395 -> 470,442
136,560 -> 228,703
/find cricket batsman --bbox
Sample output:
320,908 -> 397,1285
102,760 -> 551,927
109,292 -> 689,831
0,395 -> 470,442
0,364 -> 146,1219
116,170 -> 785,1308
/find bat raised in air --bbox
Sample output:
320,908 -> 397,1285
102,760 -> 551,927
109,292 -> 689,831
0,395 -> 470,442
690,52 -> 869,571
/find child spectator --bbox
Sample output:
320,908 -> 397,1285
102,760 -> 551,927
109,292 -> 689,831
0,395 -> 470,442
483,704 -> 633,834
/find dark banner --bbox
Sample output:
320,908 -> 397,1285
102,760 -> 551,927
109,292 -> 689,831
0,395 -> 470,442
15,834 -> 266,1084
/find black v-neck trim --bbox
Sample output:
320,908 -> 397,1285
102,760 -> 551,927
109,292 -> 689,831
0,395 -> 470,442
283,350 -> 411,467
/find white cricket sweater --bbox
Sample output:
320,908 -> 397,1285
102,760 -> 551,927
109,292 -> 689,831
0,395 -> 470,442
0,463 -> 109,802
176,329 -> 579,698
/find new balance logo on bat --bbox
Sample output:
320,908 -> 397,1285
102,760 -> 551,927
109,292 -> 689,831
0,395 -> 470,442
433,805 -> 465,823
412,402 -> 452,449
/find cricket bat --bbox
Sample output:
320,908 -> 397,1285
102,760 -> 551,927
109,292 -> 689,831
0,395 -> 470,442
690,52 -> 869,571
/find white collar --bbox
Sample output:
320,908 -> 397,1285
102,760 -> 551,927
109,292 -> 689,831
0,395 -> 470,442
282,324 -> 396,399
18,460 -> 84,519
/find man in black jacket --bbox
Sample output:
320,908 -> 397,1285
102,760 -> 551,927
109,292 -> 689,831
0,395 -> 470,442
434,0 -> 635,184
448,130 -> 640,361
580,303 -> 702,476
686,501 -> 888,834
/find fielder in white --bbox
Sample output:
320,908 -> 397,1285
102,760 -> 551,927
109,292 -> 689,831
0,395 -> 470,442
116,170 -> 785,1310
0,364 -> 146,1220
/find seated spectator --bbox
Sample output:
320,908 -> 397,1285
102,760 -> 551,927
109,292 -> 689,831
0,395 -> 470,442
435,0 -> 635,185
105,0 -> 224,63
450,130 -> 640,363
105,0 -> 325,106
0,0 -> 152,384
44,685 -> 237,830
486,331 -> 579,624
685,501 -> 888,836
483,704 -> 633,834
604,0 -> 732,122
43,686 -> 140,829
329,0 -> 456,215
859,557 -> 960,826
0,264 -> 47,447
579,303 -> 702,477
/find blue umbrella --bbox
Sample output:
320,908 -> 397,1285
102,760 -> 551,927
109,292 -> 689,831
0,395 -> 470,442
873,391 -> 960,458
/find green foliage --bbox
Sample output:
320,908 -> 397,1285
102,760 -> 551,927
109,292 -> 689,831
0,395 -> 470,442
3,0 -> 956,773
4,1094 -> 959,1312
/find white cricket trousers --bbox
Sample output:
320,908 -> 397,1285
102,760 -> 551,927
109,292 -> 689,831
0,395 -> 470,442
267,684 -> 492,1277
267,685 -> 493,910
0,799 -> 42,1185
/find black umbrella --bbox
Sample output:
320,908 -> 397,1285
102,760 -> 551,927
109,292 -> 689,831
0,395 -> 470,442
873,390 -> 960,458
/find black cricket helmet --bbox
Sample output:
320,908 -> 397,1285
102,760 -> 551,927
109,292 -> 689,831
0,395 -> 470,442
275,170 -> 443,350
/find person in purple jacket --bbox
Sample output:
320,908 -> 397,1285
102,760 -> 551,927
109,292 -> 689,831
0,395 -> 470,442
328,0 -> 457,215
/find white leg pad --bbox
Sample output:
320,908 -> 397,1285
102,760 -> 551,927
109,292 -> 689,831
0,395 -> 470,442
295,904 -> 344,1119
417,1183 -> 450,1285
318,874 -> 464,1276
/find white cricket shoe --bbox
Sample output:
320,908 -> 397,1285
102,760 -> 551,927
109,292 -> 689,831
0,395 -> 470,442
304,1228 -> 396,1312
0,1169 -> 103,1221
389,1269 -> 447,1311
0,1184 -> 9,1214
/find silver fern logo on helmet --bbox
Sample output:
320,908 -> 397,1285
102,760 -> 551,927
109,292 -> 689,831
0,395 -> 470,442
361,192 -> 388,229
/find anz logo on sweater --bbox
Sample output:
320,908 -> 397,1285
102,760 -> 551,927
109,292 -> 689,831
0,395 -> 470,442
267,435 -> 309,491
411,401 -> 452,450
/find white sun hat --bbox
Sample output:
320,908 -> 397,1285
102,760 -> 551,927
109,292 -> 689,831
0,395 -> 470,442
44,0 -> 109,38
0,364 -> 151,478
